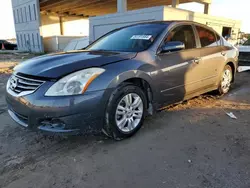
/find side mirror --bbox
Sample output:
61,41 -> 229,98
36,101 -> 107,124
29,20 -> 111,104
160,41 -> 185,53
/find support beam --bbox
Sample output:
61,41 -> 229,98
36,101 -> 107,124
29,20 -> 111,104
204,3 -> 210,14
172,0 -> 179,8
40,11 -> 88,18
187,0 -> 211,4
117,0 -> 127,13
59,16 -> 64,35
40,0 -> 212,17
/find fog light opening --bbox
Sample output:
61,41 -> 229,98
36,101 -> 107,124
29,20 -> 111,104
41,119 -> 66,130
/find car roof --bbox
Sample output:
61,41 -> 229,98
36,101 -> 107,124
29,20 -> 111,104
137,20 -> 210,28
113,20 -> 196,31
128,20 -> 218,35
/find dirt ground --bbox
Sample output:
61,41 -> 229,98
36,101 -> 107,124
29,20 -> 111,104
0,54 -> 250,188
0,53 -> 37,74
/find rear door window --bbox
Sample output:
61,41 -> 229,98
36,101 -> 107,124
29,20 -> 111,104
165,25 -> 196,50
196,26 -> 218,47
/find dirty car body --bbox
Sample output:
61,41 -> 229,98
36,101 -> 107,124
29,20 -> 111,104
6,21 -> 238,138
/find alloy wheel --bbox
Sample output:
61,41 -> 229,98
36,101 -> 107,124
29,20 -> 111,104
221,68 -> 232,93
115,93 -> 143,133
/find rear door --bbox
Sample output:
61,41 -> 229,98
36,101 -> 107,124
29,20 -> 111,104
194,25 -> 225,89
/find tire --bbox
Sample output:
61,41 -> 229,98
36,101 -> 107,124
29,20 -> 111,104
217,65 -> 233,95
103,83 -> 147,140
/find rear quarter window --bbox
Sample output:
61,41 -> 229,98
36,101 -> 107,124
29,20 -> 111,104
215,33 -> 223,46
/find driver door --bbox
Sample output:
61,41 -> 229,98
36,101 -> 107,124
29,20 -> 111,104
156,24 -> 203,105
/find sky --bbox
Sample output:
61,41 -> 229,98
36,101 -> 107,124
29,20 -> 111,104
0,0 -> 249,39
179,0 -> 249,32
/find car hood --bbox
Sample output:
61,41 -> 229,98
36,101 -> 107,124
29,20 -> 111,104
14,50 -> 137,79
237,45 -> 250,53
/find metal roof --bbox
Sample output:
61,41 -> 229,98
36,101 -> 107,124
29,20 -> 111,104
40,0 -> 211,17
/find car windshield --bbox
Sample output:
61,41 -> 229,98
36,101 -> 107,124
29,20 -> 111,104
243,39 -> 250,46
86,23 -> 168,52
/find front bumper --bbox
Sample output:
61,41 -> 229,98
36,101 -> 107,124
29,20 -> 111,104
6,81 -> 112,135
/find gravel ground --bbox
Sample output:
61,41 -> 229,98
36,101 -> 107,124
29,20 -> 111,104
0,55 -> 250,188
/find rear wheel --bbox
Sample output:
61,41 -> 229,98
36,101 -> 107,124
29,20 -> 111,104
103,83 -> 147,140
217,65 -> 233,94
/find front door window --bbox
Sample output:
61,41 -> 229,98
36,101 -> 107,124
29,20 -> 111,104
165,25 -> 196,50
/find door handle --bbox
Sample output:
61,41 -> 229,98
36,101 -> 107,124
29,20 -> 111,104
221,51 -> 226,56
193,58 -> 201,64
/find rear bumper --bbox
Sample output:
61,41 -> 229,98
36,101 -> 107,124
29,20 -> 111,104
238,66 -> 250,72
238,61 -> 250,67
6,82 -> 112,135
238,52 -> 250,66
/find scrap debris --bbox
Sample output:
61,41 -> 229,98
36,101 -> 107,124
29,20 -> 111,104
226,112 -> 237,119
238,66 -> 250,72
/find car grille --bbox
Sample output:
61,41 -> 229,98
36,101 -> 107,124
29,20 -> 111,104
8,74 -> 45,95
239,52 -> 250,62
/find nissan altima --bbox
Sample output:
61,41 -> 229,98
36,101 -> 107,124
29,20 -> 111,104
6,21 -> 238,140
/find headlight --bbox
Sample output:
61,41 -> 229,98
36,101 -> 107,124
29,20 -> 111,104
45,68 -> 105,96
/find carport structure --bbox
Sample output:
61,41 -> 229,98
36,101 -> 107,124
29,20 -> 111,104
39,0 -> 211,17
11,0 -> 212,52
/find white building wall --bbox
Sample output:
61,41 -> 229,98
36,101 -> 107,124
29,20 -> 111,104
163,6 -> 241,41
40,14 -> 61,37
62,17 -> 89,36
43,36 -> 82,52
89,6 -> 165,43
40,14 -> 89,52
40,14 -> 89,37
89,6 -> 241,43
12,0 -> 43,52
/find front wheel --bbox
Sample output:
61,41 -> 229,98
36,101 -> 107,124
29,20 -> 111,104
103,83 -> 147,140
217,65 -> 233,94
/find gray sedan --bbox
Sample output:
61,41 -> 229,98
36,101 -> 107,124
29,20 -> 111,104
6,21 -> 238,140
